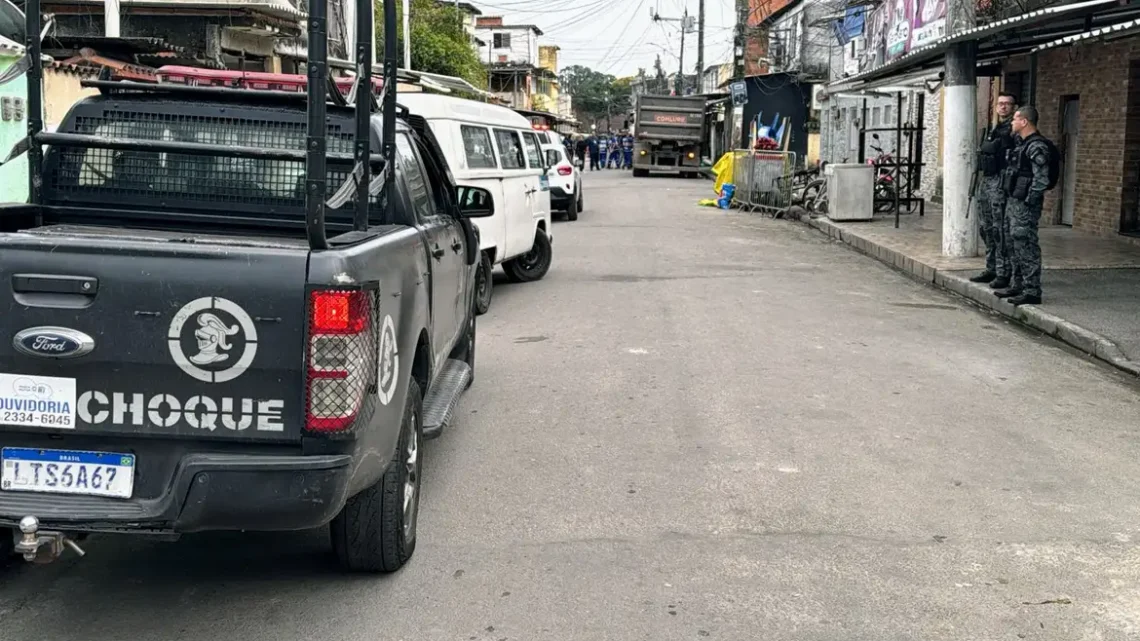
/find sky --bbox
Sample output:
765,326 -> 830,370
470,0 -> 738,78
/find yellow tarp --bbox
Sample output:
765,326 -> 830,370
711,152 -> 735,195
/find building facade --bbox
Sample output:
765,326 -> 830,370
474,16 -> 549,109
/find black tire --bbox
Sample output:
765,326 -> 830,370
474,251 -> 492,316
502,230 -> 552,283
567,193 -> 580,221
331,379 -> 423,573
632,168 -> 649,178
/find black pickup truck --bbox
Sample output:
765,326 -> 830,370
0,0 -> 485,573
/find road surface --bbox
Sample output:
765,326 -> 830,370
3,171 -> 1140,641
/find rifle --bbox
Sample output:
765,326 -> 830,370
966,167 -> 981,219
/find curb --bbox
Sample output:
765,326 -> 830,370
804,216 -> 1140,378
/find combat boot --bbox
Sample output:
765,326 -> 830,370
1007,294 -> 1042,306
989,278 -> 1010,289
969,271 -> 997,283
994,288 -> 1022,299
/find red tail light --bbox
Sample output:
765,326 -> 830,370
557,166 -> 572,176
305,289 -> 376,432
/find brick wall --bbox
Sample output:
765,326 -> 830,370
1035,37 -> 1138,236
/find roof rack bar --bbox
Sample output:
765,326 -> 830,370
351,0 -> 374,232
381,0 -> 397,226
35,132 -> 386,164
25,0 -> 43,207
304,0 -> 330,251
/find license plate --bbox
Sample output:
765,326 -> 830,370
1,448 -> 135,498
539,175 -> 550,191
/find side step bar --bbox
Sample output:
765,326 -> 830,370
422,359 -> 472,440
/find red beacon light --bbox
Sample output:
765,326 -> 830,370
155,66 -> 383,96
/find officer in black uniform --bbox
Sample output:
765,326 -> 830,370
970,92 -> 1017,289
998,105 -> 1052,306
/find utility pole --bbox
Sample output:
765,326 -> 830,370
942,0 -> 977,257
650,8 -> 694,96
105,0 -> 120,37
677,9 -> 687,95
403,0 -> 412,70
697,0 -> 705,92
733,0 -> 746,80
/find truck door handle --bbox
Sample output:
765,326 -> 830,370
431,246 -> 445,259
451,240 -> 463,252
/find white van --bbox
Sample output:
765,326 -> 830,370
399,93 -> 553,315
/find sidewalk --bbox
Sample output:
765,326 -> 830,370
802,209 -> 1140,377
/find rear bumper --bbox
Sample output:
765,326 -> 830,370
550,186 -> 572,208
0,453 -> 354,534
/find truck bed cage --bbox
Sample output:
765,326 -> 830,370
23,0 -> 398,252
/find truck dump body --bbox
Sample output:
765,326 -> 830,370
632,95 -> 705,176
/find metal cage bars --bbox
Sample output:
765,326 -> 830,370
22,0 -> 398,252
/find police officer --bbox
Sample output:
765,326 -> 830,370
970,92 -> 1017,290
608,133 -> 622,168
999,105 -> 1052,306
622,132 -> 634,169
597,134 -> 609,171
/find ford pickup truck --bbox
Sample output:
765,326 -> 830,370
0,0 -> 484,572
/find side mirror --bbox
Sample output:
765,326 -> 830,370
872,133 -> 881,141
456,185 -> 494,218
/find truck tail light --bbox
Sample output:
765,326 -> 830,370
306,288 -> 377,432
557,166 -> 572,176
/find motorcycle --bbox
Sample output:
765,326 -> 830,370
868,134 -> 899,213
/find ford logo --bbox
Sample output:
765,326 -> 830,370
13,327 -> 95,359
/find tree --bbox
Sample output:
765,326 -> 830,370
376,0 -> 486,89
559,64 -> 632,125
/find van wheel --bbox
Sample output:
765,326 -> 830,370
331,379 -> 422,573
503,230 -> 552,283
475,252 -> 492,316
451,303 -> 476,388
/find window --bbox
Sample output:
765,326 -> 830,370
521,131 -> 543,168
461,124 -> 497,169
884,105 -> 894,125
872,107 -> 881,126
395,133 -> 439,220
544,149 -> 562,167
493,33 -> 510,49
494,128 -> 525,169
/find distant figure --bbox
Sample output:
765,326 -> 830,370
574,135 -> 587,169
621,133 -> 634,169
587,135 -> 600,171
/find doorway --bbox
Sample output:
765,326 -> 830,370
1059,96 -> 1080,226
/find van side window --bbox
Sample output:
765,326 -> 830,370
395,133 -> 440,221
461,125 -> 497,170
493,128 -> 525,170
521,132 -> 543,169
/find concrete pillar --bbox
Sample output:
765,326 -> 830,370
941,37 -> 977,256
104,0 -> 120,37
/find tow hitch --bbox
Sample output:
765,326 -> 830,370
13,516 -> 86,564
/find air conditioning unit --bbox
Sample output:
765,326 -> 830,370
811,84 -> 825,111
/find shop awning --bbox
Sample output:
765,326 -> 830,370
828,0 -> 1140,93
1034,16 -> 1140,51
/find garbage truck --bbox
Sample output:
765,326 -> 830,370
631,94 -> 705,178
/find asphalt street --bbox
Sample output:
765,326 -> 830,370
3,171 -> 1140,640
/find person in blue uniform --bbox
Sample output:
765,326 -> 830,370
621,133 -> 634,169
597,134 -> 609,171
608,134 -> 621,168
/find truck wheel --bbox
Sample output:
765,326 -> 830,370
633,168 -> 649,178
331,378 -> 423,573
567,194 -> 580,221
475,251 -> 492,316
502,230 -> 552,283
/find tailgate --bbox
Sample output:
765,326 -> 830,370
0,228 -> 307,443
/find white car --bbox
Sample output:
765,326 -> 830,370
541,143 -> 583,221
